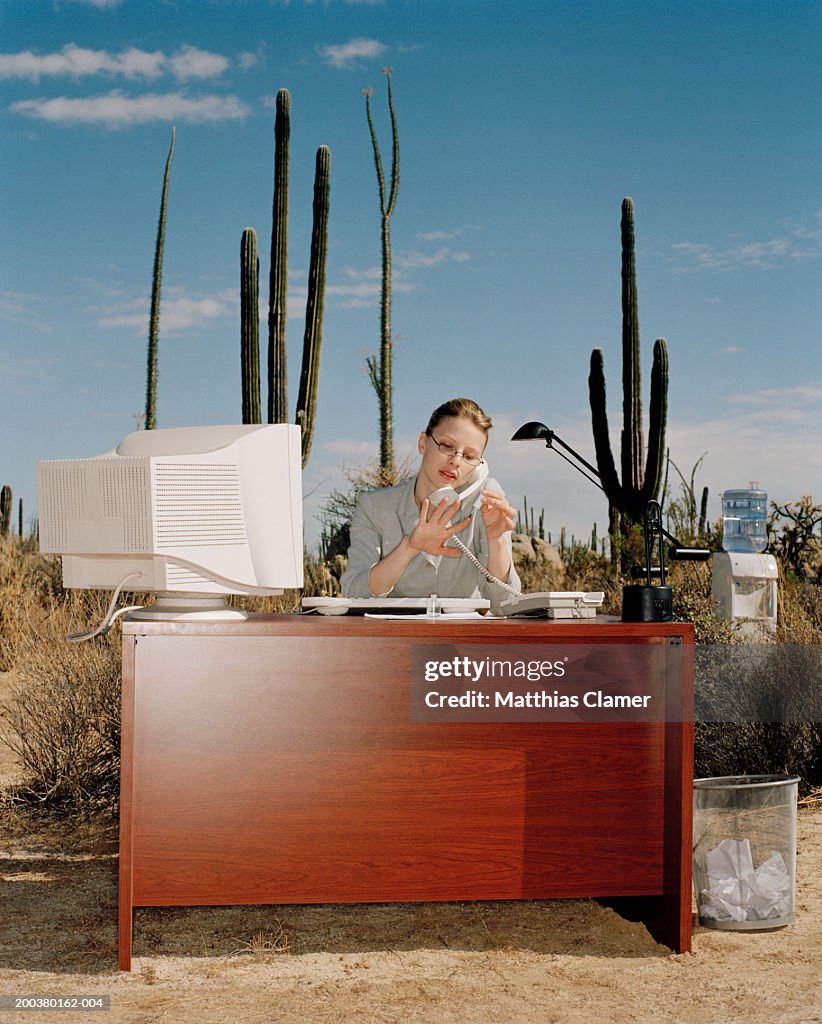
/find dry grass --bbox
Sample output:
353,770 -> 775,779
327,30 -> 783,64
0,595 -> 121,809
228,922 -> 290,959
1,533 -> 820,808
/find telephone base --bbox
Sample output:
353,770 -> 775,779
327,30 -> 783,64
501,591 -> 605,618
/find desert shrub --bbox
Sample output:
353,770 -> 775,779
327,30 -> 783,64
769,495 -> 822,583
1,591 -> 122,810
0,535 -> 63,671
667,561 -> 739,643
692,568 -> 821,795
694,723 -> 821,795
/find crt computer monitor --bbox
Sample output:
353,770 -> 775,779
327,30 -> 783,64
37,424 -> 303,618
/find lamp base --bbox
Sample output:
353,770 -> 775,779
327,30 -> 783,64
621,584 -> 673,623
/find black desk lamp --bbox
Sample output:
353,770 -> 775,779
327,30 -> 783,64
511,421 -> 709,622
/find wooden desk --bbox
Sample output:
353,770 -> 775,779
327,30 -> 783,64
118,616 -> 694,970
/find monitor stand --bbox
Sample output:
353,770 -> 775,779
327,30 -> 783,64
126,593 -> 251,621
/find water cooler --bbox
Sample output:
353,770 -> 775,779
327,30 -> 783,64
712,485 -> 778,637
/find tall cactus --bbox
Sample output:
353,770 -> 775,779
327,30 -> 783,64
588,197 -> 668,527
268,89 -> 290,426
364,69 -> 400,482
295,146 -> 330,467
145,126 -> 175,431
0,485 -> 11,537
18,497 -> 23,539
240,89 -> 331,466
240,227 -> 261,424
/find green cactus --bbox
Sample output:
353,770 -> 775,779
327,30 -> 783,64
0,485 -> 11,536
295,146 -> 330,467
145,126 -> 175,431
588,198 -> 668,528
241,227 -> 261,424
364,69 -> 400,482
268,89 -> 290,426
18,496 -> 23,539
241,90 -> 330,466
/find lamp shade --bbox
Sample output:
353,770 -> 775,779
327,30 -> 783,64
511,422 -> 552,442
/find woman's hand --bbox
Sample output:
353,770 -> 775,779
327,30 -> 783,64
409,497 -> 471,557
479,489 -> 517,541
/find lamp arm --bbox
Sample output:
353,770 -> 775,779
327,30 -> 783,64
542,429 -> 707,559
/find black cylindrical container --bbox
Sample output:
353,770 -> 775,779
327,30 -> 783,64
621,584 -> 673,622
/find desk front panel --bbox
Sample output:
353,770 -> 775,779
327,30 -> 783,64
129,632 -> 674,906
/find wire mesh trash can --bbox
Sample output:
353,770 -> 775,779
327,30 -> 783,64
693,775 -> 799,930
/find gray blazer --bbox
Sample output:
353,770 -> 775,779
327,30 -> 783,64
340,475 -> 521,615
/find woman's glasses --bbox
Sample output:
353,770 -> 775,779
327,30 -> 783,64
426,431 -> 484,467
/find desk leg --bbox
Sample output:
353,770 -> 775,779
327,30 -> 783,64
118,636 -> 136,972
601,643 -> 694,953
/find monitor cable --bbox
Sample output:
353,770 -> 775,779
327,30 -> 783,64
67,572 -> 145,643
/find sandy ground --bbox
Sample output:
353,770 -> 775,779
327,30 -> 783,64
1,670 -> 820,1024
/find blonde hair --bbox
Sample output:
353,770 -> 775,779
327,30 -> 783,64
425,398 -> 492,436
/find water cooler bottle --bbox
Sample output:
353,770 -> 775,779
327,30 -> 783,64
711,485 -> 778,637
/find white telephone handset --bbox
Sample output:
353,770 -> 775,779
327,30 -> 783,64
427,460 -> 490,517
423,462 -> 518,597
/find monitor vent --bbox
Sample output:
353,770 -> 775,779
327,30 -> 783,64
154,463 -> 246,548
39,464 -> 86,551
99,462 -> 152,551
164,563 -> 217,589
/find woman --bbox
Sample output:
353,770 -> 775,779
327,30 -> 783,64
340,398 -> 521,613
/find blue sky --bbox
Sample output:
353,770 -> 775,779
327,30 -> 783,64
1,0 -> 820,549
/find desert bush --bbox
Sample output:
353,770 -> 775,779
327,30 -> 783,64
2,511 -> 819,811
0,534 -> 63,671
1,591 -> 121,810
691,566 -> 821,794
769,495 -> 822,583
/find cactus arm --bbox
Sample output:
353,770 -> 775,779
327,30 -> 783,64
240,227 -> 261,425
145,126 -> 175,431
364,89 -> 387,216
385,70 -> 400,219
295,146 -> 331,467
268,89 -> 290,424
588,348 -> 621,502
640,337 -> 669,503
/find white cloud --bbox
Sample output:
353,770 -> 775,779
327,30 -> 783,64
671,215 -> 822,272
96,287 -> 237,334
726,383 -> 822,408
238,51 -> 261,71
395,247 -> 470,270
10,90 -> 250,127
416,230 -> 460,241
168,45 -> 230,82
68,0 -> 123,7
0,290 -> 53,332
324,249 -> 469,310
0,44 -> 229,83
318,37 -> 385,69
325,265 -> 416,308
